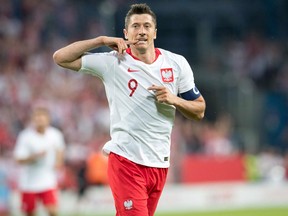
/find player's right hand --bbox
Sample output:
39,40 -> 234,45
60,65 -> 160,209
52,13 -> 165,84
34,150 -> 46,159
102,36 -> 138,53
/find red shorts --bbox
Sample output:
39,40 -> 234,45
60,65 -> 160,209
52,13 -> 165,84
21,189 -> 58,213
108,152 -> 168,216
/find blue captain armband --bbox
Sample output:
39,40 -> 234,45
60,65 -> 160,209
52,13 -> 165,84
179,86 -> 201,101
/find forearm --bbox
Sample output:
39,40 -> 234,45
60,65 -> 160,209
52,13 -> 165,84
173,96 -> 205,121
55,150 -> 64,169
53,36 -> 105,69
16,154 -> 41,164
148,85 -> 206,120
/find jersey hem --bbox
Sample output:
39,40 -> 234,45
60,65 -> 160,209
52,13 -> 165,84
103,149 -> 170,168
19,186 -> 58,193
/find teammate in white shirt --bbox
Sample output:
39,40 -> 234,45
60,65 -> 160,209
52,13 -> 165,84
14,107 -> 65,216
53,3 -> 205,216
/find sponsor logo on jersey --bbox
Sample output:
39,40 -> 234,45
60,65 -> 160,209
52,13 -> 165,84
128,68 -> 140,72
160,68 -> 174,82
124,199 -> 133,210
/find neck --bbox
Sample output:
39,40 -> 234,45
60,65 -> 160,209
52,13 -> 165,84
36,126 -> 46,134
130,46 -> 156,64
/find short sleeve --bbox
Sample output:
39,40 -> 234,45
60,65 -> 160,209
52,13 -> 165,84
178,56 -> 196,94
14,133 -> 30,160
79,51 -> 118,80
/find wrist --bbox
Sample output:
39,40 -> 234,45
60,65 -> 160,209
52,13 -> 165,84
31,154 -> 40,162
98,36 -> 106,46
171,95 -> 182,107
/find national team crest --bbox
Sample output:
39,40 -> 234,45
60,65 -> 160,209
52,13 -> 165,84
124,200 -> 133,210
160,68 -> 174,82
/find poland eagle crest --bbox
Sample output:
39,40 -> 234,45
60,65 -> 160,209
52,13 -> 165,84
160,68 -> 174,82
124,200 -> 133,210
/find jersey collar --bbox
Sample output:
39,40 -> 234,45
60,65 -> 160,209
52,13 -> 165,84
126,48 -> 161,63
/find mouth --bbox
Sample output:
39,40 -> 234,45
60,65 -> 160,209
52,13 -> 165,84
136,38 -> 147,44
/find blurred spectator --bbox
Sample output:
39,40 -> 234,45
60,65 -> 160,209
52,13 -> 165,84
0,149 -> 17,216
203,114 -> 236,156
181,120 -> 204,154
0,155 -> 10,216
257,147 -> 286,182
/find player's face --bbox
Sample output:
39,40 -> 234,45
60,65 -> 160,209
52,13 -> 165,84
124,14 -> 157,52
32,110 -> 50,130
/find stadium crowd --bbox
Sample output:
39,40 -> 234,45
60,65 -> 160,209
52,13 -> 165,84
1,0 -> 288,213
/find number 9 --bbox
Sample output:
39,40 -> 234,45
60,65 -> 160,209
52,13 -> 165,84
128,79 -> 138,97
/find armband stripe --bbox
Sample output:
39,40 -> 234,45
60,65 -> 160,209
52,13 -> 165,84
179,86 -> 201,101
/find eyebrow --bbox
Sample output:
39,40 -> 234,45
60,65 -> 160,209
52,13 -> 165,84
131,22 -> 153,26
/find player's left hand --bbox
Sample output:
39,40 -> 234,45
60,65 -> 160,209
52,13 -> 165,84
148,85 -> 177,105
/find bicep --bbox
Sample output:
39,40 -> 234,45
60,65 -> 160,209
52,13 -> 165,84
194,95 -> 205,104
59,58 -> 82,71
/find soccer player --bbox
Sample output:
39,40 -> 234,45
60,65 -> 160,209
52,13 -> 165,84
53,3 -> 205,216
14,107 -> 65,216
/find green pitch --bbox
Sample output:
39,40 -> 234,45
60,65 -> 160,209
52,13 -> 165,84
155,207 -> 288,216
63,207 -> 288,216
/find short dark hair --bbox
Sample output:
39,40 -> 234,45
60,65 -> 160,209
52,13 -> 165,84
125,3 -> 157,29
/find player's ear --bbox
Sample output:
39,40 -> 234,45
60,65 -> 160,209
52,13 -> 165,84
123,29 -> 128,40
154,28 -> 157,39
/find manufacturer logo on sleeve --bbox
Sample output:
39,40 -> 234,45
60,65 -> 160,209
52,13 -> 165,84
160,68 -> 174,82
124,200 -> 133,210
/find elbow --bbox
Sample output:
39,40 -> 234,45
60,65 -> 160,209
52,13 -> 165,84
184,111 -> 205,121
192,96 -> 206,121
194,111 -> 205,121
53,50 -> 67,67
52,50 -> 61,65
192,105 -> 205,121
196,101 -> 206,121
198,112 -> 205,120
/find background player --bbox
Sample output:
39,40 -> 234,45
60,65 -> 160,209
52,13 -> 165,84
14,107 -> 65,216
53,3 -> 205,216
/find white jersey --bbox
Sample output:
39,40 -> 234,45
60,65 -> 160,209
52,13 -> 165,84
79,48 -> 196,168
14,126 -> 65,192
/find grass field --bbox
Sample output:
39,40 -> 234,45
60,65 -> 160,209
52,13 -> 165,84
155,207 -> 288,216
64,207 -> 288,216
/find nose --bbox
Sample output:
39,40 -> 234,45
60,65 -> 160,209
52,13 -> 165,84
138,25 -> 146,35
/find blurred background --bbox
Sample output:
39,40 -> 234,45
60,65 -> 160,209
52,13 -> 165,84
1,0 -> 288,215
